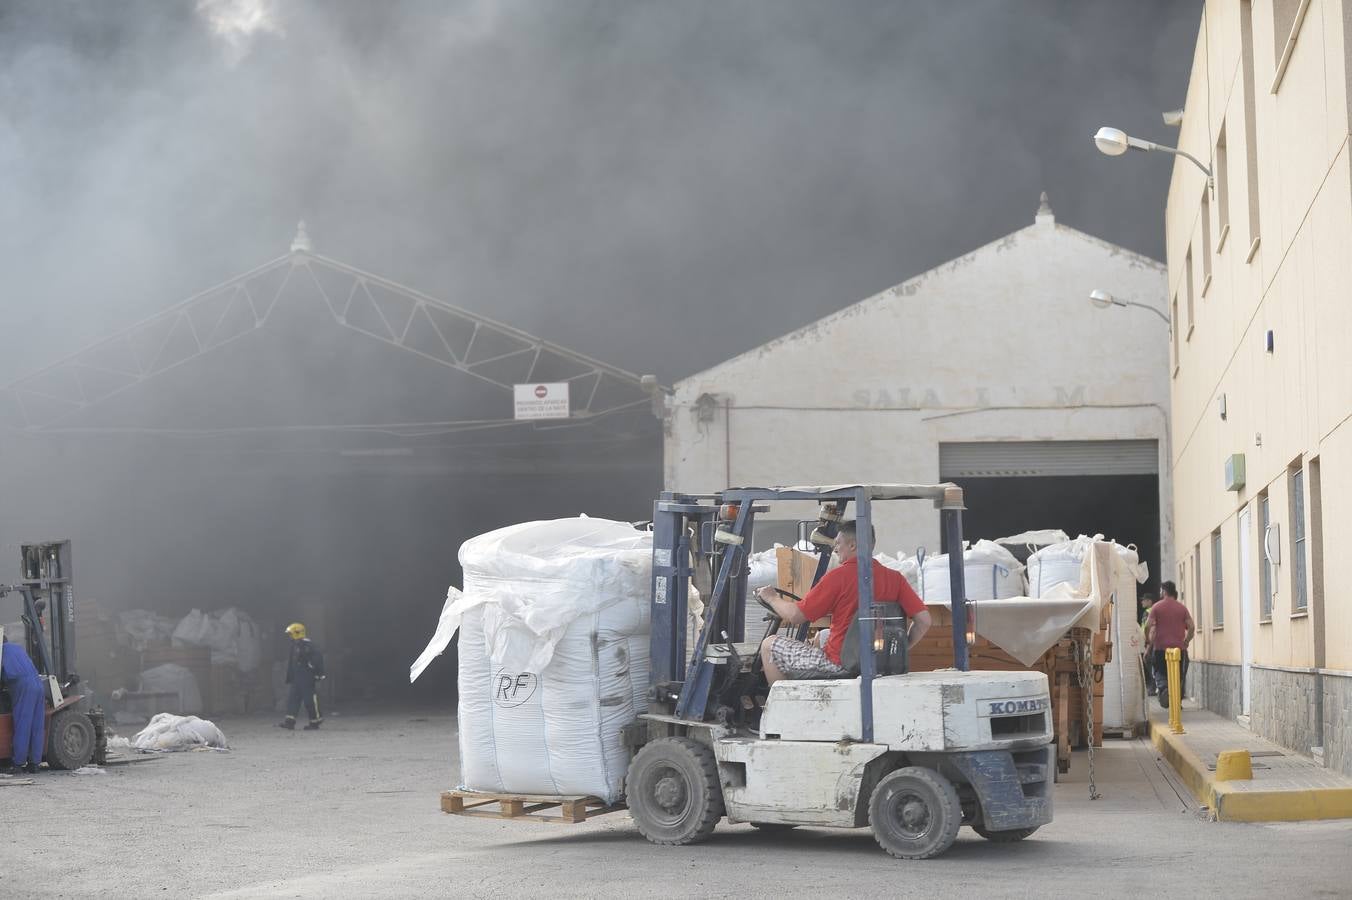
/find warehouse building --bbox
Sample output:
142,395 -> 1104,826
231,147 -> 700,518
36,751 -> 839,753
664,194 -> 1172,587
1165,0 -> 1352,775
0,228 -> 661,706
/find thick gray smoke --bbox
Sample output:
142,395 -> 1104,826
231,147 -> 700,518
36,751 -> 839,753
3,0 -> 1198,384
0,1 -> 1199,700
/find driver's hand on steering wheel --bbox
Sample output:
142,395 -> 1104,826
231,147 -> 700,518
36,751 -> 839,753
756,585 -> 777,602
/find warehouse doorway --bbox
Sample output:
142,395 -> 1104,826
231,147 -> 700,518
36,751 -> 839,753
939,440 -> 1161,600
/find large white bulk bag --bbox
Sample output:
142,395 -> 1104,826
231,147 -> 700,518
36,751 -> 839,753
439,518 -> 650,804
919,540 -> 1024,602
1027,535 -> 1149,730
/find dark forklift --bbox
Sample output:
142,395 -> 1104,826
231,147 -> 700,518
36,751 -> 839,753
0,541 -> 104,771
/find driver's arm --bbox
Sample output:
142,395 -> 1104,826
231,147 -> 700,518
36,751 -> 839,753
757,586 -> 807,625
907,609 -> 932,648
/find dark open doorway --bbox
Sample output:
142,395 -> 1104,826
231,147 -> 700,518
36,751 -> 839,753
943,473 -> 1160,601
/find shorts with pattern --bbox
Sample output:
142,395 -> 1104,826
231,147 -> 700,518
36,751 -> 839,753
770,636 -> 848,679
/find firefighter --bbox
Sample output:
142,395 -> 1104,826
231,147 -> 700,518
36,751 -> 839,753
278,622 -> 325,731
1,634 -> 45,774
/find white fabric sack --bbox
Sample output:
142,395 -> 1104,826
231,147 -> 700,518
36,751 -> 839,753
411,517 -> 651,804
1027,535 -> 1149,729
919,540 -> 1025,602
138,663 -> 203,715
117,610 -> 174,651
132,713 -> 228,752
171,609 -> 212,649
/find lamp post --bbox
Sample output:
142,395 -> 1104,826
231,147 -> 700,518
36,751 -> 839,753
1093,126 -> 1213,188
1089,289 -> 1170,325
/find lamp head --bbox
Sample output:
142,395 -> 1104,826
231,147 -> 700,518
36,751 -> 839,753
1089,289 -> 1115,309
1093,126 -> 1130,157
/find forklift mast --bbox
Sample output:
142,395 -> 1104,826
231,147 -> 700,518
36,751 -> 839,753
649,485 -> 971,741
18,541 -> 77,688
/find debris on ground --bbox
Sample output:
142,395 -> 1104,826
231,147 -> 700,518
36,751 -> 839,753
71,766 -> 106,775
107,736 -> 133,752
133,713 -> 230,752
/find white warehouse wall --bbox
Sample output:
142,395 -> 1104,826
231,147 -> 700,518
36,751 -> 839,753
664,198 -> 1173,569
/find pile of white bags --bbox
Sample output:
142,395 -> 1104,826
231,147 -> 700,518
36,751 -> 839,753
171,608 -> 262,672
137,664 -> 203,715
132,713 -> 229,752
878,552 -> 921,591
918,540 -> 1025,602
116,610 -> 175,651
1027,535 -> 1150,730
411,517 -> 651,804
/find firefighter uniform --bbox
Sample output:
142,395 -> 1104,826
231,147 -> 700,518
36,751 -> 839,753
279,623 -> 325,731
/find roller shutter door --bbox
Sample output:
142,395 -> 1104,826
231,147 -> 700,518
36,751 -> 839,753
939,440 -> 1159,478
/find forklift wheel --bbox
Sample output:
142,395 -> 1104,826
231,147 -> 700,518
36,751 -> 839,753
46,708 -> 96,771
626,737 -> 725,846
972,823 -> 1039,842
869,766 -> 962,860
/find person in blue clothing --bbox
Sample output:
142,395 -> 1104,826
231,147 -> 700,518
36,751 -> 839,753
1,634 -> 46,775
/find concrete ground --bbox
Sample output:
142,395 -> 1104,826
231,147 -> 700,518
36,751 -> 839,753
3,709 -> 1349,899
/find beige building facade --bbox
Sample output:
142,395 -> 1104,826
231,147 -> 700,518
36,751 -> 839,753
1166,0 -> 1352,774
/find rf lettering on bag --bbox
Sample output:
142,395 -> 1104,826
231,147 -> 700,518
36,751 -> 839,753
492,670 -> 538,708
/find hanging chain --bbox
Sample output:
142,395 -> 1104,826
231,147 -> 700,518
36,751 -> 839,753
1076,637 -> 1101,800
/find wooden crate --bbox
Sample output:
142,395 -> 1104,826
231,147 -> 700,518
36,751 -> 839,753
905,606 -> 1110,769
440,790 -> 625,824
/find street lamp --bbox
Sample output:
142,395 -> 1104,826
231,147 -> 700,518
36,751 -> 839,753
1093,126 -> 1213,183
1089,289 -> 1170,324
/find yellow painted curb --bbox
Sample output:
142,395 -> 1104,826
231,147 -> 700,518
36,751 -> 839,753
1149,721 -> 1352,822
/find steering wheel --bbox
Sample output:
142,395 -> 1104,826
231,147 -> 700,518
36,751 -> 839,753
756,586 -> 802,614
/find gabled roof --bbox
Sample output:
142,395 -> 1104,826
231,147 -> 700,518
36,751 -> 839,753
0,225 -> 658,440
679,196 -> 1164,386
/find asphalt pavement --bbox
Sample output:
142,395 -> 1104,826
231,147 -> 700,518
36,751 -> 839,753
2,709 -> 1347,898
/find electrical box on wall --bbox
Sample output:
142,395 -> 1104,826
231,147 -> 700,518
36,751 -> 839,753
1224,453 -> 1246,491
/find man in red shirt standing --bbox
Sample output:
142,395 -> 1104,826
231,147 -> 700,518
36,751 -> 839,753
756,520 -> 931,683
1146,580 -> 1195,708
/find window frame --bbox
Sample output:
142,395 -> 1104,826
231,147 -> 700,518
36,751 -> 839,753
1258,491 -> 1273,622
1211,530 -> 1224,628
1291,466 -> 1308,613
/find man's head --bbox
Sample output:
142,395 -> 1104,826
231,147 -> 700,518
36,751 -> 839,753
834,520 -> 876,562
284,622 -> 307,641
1139,593 -> 1156,611
1160,581 -> 1178,602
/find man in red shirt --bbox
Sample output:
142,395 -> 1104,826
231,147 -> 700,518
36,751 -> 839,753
1146,580 -> 1195,708
756,520 -> 931,683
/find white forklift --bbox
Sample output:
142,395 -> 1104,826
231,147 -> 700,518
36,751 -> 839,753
628,484 -> 1053,859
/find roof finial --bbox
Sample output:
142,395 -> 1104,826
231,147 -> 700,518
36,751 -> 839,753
290,220 -> 313,254
1035,191 -> 1054,225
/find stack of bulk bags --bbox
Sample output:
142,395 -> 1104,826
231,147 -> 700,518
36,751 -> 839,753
918,540 -> 1025,603
428,518 -> 651,804
1027,535 -> 1149,731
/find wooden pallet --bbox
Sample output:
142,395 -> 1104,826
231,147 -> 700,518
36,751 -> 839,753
440,790 -> 626,824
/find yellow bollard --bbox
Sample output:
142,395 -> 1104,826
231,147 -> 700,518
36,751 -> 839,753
1215,749 -> 1254,781
1166,647 -> 1185,734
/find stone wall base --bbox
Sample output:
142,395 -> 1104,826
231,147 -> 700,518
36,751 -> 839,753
1191,661 -> 1352,779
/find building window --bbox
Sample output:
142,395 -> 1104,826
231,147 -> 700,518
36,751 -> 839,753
1310,457 -> 1324,622
1184,248 -> 1195,339
1259,491 -> 1273,620
1193,543 -> 1205,630
1200,190 -> 1213,292
1211,530 -> 1224,627
1271,0 -> 1310,91
1240,1 -> 1263,255
1215,126 -> 1230,249
1291,465 -> 1308,612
